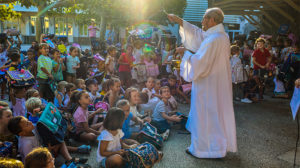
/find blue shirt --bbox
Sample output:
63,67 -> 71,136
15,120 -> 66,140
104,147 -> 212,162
28,115 -> 39,125
52,60 -> 63,81
66,55 -> 80,74
152,100 -> 171,122
54,92 -> 64,108
122,113 -> 133,139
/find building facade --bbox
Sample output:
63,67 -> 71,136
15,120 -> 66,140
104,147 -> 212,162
0,4 -> 101,45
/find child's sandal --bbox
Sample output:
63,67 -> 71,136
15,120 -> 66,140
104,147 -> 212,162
76,163 -> 92,168
77,145 -> 91,154
72,157 -> 88,164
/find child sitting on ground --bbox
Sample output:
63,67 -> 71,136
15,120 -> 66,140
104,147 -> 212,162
142,77 -> 155,100
152,79 -> 161,99
0,158 -> 23,168
97,107 -> 129,168
105,78 -> 122,107
99,79 -> 110,101
10,87 -> 26,117
75,79 -> 86,91
0,106 -> 17,158
86,79 -> 100,103
25,88 -> 48,107
116,99 -> 144,139
161,74 -> 190,104
139,92 -> 160,117
25,97 -> 42,125
273,73 -> 289,98
8,116 -> 86,165
64,83 -> 76,108
71,91 -> 104,142
25,147 -> 54,168
151,86 -> 182,134
125,87 -> 142,118
54,81 -> 68,108
242,69 -> 259,103
7,116 -> 42,162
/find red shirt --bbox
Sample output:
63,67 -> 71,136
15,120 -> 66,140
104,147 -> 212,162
118,53 -> 132,72
252,48 -> 271,70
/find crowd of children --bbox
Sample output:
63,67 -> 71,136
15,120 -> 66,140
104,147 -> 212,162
0,33 -> 191,168
230,35 -> 300,103
0,26 -> 299,167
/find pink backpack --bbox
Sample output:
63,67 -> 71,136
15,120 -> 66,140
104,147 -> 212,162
95,101 -> 110,111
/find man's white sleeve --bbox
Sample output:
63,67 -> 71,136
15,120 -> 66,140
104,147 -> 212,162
179,20 -> 204,53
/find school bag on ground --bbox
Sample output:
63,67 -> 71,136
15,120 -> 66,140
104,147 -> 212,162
0,142 -> 12,157
136,122 -> 163,150
124,142 -> 163,168
36,102 -> 67,146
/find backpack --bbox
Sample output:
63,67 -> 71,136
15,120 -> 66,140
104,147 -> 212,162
136,122 -> 163,150
6,70 -> 35,88
0,142 -> 12,157
124,142 -> 162,168
36,102 -> 67,146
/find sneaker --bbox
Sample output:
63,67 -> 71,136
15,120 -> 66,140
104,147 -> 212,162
241,98 -> 252,103
235,97 -> 241,101
161,129 -> 170,141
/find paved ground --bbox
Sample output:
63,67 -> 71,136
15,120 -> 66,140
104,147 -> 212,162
69,92 -> 298,168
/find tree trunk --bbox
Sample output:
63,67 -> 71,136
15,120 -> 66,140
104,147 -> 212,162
100,16 -> 107,41
35,16 -> 42,42
36,2 -> 46,42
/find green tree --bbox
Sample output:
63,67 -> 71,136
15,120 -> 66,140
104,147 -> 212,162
0,3 -> 21,21
8,0 -> 76,41
6,0 -> 186,41
77,0 -> 186,41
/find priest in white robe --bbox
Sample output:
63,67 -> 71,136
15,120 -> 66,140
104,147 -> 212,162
168,8 -> 237,158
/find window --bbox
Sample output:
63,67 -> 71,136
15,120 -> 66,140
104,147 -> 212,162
29,16 -> 49,35
30,16 -> 36,35
55,17 -> 73,36
44,17 -> 49,34
79,24 -> 88,36
4,19 -> 19,30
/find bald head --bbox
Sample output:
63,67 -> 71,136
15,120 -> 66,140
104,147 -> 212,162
201,7 -> 224,31
205,7 -> 224,24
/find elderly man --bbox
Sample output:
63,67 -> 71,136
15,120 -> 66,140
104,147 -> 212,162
168,8 -> 237,158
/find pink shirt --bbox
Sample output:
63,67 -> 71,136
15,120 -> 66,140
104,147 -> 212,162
73,106 -> 89,134
88,25 -> 98,37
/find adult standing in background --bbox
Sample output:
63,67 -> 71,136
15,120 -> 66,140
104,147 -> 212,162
88,19 -> 100,46
167,7 -> 237,158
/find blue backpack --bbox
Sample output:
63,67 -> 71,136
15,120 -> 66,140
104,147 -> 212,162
0,142 -> 12,157
124,142 -> 162,168
36,102 -> 67,146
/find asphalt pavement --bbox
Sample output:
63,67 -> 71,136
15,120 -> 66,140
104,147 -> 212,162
69,93 -> 297,168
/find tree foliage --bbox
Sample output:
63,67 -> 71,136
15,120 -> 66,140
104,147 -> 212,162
0,3 -> 21,21
4,0 -> 186,40
76,0 -> 186,26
